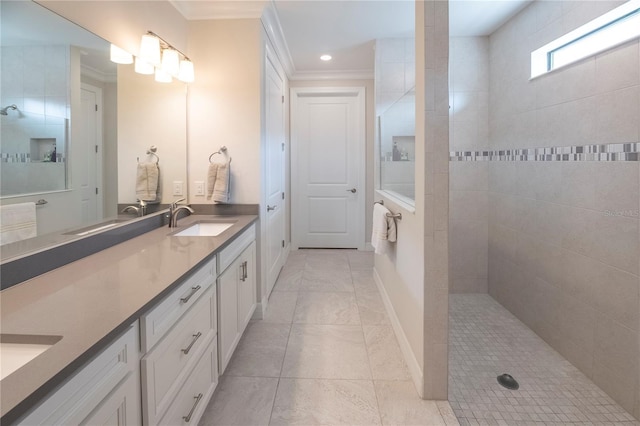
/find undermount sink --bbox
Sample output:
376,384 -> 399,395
172,222 -> 235,237
1,334 -> 62,380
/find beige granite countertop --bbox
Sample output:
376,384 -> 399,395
0,214 -> 257,422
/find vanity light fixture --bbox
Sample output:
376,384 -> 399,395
134,57 -> 154,75
110,44 -> 133,64
137,31 -> 195,83
320,54 -> 332,61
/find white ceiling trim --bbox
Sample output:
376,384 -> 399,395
261,2 -> 295,79
290,69 -> 374,81
81,64 -> 117,84
169,0 -> 265,20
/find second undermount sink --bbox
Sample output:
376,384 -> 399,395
1,334 -> 62,380
172,221 -> 235,237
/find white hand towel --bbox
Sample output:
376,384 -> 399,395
371,203 -> 396,255
0,202 -> 37,245
212,160 -> 231,204
207,163 -> 219,200
136,162 -> 159,202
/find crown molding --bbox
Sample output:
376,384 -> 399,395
261,1 -> 295,79
81,64 -> 116,83
169,0 -> 265,20
290,69 -> 374,81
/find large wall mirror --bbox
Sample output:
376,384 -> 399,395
0,1 -> 187,257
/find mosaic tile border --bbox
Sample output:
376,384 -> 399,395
450,142 -> 639,162
1,153 -> 65,163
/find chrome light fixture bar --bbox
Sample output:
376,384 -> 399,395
140,31 -> 194,83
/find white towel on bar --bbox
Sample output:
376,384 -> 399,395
371,203 -> 396,255
212,160 -> 231,204
0,202 -> 37,245
207,163 -> 219,200
136,162 -> 160,202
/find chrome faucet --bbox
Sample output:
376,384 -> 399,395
121,205 -> 141,217
169,198 -> 195,227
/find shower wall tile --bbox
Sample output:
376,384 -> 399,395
486,0 -> 640,419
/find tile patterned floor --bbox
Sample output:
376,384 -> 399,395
199,249 -> 457,425
449,294 -> 640,426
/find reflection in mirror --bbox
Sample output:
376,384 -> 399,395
378,88 -> 415,201
0,1 -> 187,260
117,65 -> 187,207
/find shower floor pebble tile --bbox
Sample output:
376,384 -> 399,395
449,294 -> 639,425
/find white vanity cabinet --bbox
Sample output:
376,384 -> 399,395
140,256 -> 218,426
217,225 -> 256,374
17,324 -> 140,425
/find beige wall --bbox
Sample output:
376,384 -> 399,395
187,19 -> 262,205
289,79 -> 375,244
487,0 -> 640,418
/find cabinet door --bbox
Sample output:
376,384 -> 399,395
217,259 -> 240,374
81,371 -> 140,425
237,241 -> 256,334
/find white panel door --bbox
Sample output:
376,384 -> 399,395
291,88 -> 365,249
264,55 -> 285,296
79,85 -> 101,224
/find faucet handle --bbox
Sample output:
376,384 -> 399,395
171,198 -> 186,207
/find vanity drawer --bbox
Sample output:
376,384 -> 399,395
141,285 -> 216,425
158,339 -> 218,426
18,324 -> 139,425
218,224 -> 255,273
140,256 -> 216,353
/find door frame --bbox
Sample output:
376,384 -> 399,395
290,86 -> 366,250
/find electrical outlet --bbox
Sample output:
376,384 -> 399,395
172,181 -> 183,196
195,181 -> 205,196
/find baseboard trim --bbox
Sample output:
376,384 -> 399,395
373,267 -> 424,397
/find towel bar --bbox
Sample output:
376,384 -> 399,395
386,212 -> 402,220
209,146 -> 232,163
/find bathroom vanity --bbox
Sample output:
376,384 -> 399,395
0,214 -> 257,425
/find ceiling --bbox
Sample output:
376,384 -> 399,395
171,0 -> 533,78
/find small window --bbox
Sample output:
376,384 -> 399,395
531,0 -> 640,78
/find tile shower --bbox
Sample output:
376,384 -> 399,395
449,0 -> 640,423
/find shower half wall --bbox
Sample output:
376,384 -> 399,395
449,0 -> 640,420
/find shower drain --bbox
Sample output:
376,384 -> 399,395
497,373 -> 519,390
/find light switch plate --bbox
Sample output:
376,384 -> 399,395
195,181 -> 205,196
172,181 -> 183,196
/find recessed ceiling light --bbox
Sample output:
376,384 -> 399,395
320,54 -> 332,61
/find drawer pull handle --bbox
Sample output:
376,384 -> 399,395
180,285 -> 202,304
240,261 -> 247,282
181,332 -> 202,354
243,261 -> 248,280
182,393 -> 203,422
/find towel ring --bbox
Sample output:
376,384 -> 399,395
209,146 -> 232,164
138,145 -> 159,164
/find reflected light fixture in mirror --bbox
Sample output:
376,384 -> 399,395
110,44 -> 133,64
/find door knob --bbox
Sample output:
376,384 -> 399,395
267,205 -> 277,211
346,188 -> 357,193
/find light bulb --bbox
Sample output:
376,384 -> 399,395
178,59 -> 195,83
155,67 -> 172,83
139,34 -> 161,66
161,49 -> 180,76
134,57 -> 154,75
110,44 -> 133,64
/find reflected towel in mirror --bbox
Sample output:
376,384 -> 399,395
0,202 -> 37,245
136,162 -> 159,202
371,203 -> 396,255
